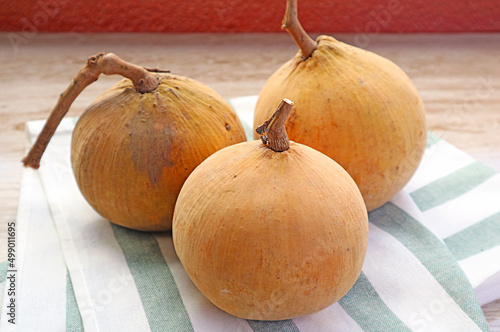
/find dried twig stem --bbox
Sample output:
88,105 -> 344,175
282,0 -> 317,58
22,52 -> 162,169
256,99 -> 294,152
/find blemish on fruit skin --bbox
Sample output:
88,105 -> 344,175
169,88 -> 180,99
225,123 -> 231,131
129,103 -> 174,184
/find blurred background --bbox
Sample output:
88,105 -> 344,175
1,0 -> 500,33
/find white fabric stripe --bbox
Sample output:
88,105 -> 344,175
0,159 -> 30,327
0,281 -> 4,318
28,120 -> 151,332
18,170 -> 67,331
27,119 -> 100,331
293,302 -> 364,332
154,233 -> 253,332
390,191 -> 445,244
406,140 -> 475,193
0,168 -> 66,331
0,281 -> 9,328
0,269 -> 11,325
229,95 -> 258,131
459,246 -> 500,289
474,271 -> 500,306
423,173 -> 500,239
363,224 -> 482,332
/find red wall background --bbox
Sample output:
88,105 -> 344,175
1,0 -> 499,33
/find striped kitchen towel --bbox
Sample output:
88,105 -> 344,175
0,155 -> 82,331
1,95 -> 498,331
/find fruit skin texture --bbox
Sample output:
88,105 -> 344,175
72,73 -> 246,231
173,140 -> 369,320
254,35 -> 427,211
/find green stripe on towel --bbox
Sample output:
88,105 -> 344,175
66,270 -> 84,332
339,272 -> 412,331
247,319 -> 300,332
426,131 -> 441,149
112,225 -> 194,332
410,162 -> 497,212
445,211 -> 500,261
0,261 -> 7,283
370,203 -> 489,331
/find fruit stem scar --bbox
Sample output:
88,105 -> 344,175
256,99 -> 294,152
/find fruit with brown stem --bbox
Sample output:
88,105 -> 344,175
173,99 -> 369,320
23,52 -> 246,231
253,0 -> 427,211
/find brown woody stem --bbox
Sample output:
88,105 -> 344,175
22,52 -> 162,169
256,99 -> 294,152
282,0 -> 317,58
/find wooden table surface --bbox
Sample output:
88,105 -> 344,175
0,32 -> 499,328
